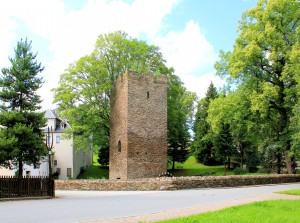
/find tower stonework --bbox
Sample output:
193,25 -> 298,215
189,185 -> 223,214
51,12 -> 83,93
109,72 -> 168,180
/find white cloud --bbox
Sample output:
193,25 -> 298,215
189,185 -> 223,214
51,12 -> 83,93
0,4 -> 19,67
0,0 -> 179,109
154,20 -> 221,98
181,72 -> 225,99
1,0 -> 223,108
154,20 -> 217,75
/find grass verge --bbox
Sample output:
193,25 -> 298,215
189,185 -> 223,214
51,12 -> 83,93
277,188 -> 300,196
156,200 -> 300,223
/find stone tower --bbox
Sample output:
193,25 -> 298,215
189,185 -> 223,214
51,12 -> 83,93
109,72 -> 168,180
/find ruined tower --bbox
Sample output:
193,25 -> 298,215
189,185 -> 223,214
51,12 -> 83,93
109,72 -> 168,180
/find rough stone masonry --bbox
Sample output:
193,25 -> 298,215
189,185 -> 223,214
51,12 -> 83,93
109,72 -> 168,180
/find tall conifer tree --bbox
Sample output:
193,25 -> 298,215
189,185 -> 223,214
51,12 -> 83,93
0,38 -> 47,176
192,82 -> 220,165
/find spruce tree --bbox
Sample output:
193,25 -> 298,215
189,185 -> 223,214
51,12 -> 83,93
192,82 -> 220,165
0,38 -> 47,176
214,123 -> 234,175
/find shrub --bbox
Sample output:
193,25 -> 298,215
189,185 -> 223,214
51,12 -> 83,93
98,146 -> 109,166
233,167 -> 248,175
248,166 -> 258,173
257,168 -> 272,174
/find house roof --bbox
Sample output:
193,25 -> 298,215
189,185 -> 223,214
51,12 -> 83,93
44,109 -> 71,133
45,109 -> 59,119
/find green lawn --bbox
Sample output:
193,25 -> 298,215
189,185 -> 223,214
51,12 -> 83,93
156,200 -> 300,223
169,156 -> 232,176
277,188 -> 300,196
76,154 -> 108,179
76,165 -> 108,179
77,156 -> 249,179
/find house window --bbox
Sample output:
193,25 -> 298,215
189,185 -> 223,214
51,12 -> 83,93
118,140 -> 122,152
67,168 -> 72,178
54,160 -> 57,166
56,135 -> 60,144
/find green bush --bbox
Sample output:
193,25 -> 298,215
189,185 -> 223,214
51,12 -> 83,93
257,168 -> 272,174
98,146 -> 109,166
233,167 -> 248,175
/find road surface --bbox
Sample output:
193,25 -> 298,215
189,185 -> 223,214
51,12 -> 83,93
0,183 -> 300,223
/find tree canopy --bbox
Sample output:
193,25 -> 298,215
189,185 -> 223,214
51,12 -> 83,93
168,74 -> 196,169
214,0 -> 300,173
53,31 -> 193,168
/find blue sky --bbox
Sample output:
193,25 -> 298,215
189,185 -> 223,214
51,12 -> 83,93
0,0 -> 257,109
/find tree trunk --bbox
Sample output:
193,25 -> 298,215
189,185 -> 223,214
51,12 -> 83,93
172,159 -> 175,170
224,162 -> 227,176
171,146 -> 176,170
276,153 -> 281,174
277,84 -> 295,174
18,160 -> 23,176
285,151 -> 295,174
240,144 -> 244,168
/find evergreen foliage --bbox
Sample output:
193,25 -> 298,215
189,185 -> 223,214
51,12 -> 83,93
213,123 -> 234,175
0,38 -> 47,175
97,146 -> 109,166
192,82 -> 220,165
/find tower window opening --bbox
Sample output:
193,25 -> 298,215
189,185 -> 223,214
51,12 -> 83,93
118,140 -> 122,152
147,91 -> 150,99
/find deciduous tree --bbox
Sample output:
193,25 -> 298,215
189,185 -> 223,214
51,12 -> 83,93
167,74 -> 196,170
53,31 -> 174,164
214,0 -> 300,173
208,87 -> 262,172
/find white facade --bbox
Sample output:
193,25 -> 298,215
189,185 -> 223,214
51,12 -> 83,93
0,109 -> 93,180
0,166 -> 15,176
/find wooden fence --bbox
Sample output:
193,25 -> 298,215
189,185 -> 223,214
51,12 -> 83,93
0,176 -> 54,199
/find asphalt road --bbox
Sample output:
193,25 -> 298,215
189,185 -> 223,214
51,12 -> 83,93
1,183 -> 300,223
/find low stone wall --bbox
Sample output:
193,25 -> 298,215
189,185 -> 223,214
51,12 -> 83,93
55,174 -> 300,191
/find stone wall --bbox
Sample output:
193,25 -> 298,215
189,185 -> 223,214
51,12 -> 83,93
56,174 -> 300,191
109,72 -> 168,180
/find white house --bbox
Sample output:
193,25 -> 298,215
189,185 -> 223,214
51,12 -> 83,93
0,109 -> 93,180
